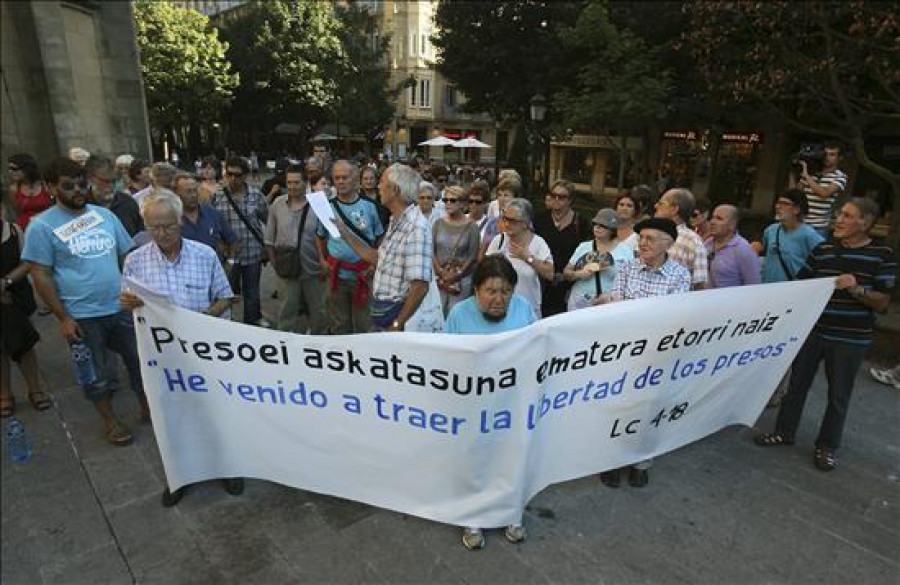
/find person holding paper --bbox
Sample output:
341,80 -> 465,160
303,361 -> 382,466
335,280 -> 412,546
314,160 -> 384,334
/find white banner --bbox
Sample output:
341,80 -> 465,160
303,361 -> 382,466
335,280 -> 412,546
132,278 -> 833,528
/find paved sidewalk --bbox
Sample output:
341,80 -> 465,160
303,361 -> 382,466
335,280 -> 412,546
2,267 -> 899,584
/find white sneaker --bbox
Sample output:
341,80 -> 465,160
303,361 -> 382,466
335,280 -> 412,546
255,318 -> 273,329
461,527 -> 485,550
870,365 -> 900,390
504,523 -> 526,543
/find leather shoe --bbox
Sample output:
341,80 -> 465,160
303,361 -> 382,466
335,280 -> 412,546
599,469 -> 621,488
628,467 -> 649,488
162,486 -> 187,507
223,478 -> 245,496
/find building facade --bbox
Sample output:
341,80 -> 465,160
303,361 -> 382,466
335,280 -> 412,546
373,1 -> 505,165
1,1 -> 151,166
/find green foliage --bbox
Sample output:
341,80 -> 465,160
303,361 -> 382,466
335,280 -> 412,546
219,0 -> 348,129
133,0 -> 237,128
432,1 -> 583,120
332,3 -> 396,135
552,1 -> 671,134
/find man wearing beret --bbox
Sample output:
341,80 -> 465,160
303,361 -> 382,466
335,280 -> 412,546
596,217 -> 691,488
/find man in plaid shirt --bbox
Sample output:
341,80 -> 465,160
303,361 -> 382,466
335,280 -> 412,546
654,188 -> 708,290
210,156 -> 269,326
334,163 -> 431,332
597,217 -> 690,489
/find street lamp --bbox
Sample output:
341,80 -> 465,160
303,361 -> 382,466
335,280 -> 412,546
529,94 -> 548,196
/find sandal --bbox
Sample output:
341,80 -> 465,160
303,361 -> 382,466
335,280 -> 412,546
813,448 -> 836,472
28,390 -> 52,412
105,421 -> 133,447
753,432 -> 795,447
0,395 -> 14,418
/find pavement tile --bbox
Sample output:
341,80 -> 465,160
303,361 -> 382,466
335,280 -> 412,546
38,542 -> 132,585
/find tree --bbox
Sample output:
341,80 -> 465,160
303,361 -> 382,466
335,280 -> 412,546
552,1 -> 673,189
332,3 -> 398,143
684,1 -> 900,248
432,1 -> 583,121
219,1 -> 349,150
133,0 -> 238,159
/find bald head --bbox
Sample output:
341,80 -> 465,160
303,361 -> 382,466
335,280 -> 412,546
332,159 -> 359,198
709,204 -> 740,240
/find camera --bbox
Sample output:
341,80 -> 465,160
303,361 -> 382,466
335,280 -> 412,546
791,143 -> 826,176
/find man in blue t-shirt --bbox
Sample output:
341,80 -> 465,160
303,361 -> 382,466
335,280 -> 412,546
315,160 -> 384,333
23,157 -> 145,447
760,189 -> 824,283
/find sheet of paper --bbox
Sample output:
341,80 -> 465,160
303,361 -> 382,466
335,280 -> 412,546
307,191 -> 339,238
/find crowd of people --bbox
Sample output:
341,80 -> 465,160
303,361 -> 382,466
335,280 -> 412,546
1,139 -> 896,551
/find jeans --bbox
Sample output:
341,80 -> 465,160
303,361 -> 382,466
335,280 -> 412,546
229,261 -> 262,324
775,332 -> 866,450
77,312 -> 144,403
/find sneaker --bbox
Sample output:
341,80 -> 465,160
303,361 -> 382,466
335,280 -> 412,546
504,523 -> 526,544
870,366 -> 900,390
628,467 -> 649,488
600,469 -> 621,488
223,478 -> 245,495
461,527 -> 485,550
254,318 -> 273,329
813,448 -> 837,472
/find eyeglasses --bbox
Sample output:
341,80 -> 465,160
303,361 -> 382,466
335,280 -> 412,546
593,223 -> 614,230
443,198 -> 463,203
147,223 -> 180,234
548,192 -> 570,200
59,179 -> 88,191
638,235 -> 668,244
501,215 -> 524,224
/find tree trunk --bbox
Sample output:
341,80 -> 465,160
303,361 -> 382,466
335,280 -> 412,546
617,134 -> 627,192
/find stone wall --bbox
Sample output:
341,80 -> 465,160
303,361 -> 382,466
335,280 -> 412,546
0,1 -> 150,168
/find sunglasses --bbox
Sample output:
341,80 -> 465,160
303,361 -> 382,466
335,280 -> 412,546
501,215 -> 524,223
59,179 -> 88,191
443,198 -> 464,203
8,166 -> 21,172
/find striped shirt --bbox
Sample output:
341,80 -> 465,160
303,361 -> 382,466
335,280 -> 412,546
210,186 -> 268,264
668,223 -> 708,284
372,205 -> 432,302
122,238 -> 233,315
800,169 -> 847,230
610,258 -> 691,301
798,239 -> 896,345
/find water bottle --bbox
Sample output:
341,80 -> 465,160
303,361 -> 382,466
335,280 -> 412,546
70,339 -> 97,386
6,417 -> 32,463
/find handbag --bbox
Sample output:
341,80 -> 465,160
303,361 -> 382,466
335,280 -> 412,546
370,297 -> 404,329
271,205 -> 309,279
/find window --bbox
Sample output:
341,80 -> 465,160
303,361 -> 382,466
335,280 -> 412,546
421,34 -> 427,55
419,79 -> 431,108
409,84 -> 416,106
409,33 -> 416,56
444,86 -> 456,108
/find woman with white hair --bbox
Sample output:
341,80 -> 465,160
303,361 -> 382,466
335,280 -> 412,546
485,197 -> 554,316
417,181 -> 444,227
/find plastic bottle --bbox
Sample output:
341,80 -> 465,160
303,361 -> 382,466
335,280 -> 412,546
70,339 -> 97,386
6,417 -> 32,463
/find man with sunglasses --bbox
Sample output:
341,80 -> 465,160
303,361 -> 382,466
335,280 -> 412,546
23,157 -> 145,447
84,155 -> 143,237
210,155 -> 269,326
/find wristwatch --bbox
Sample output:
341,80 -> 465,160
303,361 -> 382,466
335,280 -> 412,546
527,256 -> 535,265
3,277 -> 12,288
392,320 -> 402,330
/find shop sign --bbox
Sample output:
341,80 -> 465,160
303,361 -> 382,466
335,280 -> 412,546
721,132 -> 763,144
663,130 -> 700,140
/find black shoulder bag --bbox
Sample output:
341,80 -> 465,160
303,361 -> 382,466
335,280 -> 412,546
222,188 -> 265,249
271,205 -> 310,279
